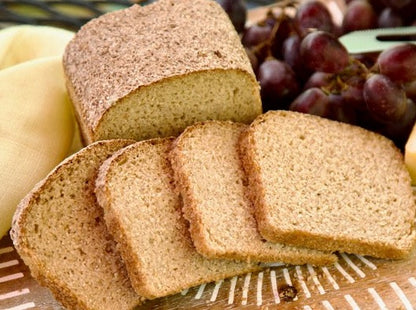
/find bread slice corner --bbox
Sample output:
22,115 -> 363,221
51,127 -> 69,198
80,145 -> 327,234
95,137 -> 262,300
11,139 -> 144,310
240,110 -> 416,259
169,120 -> 337,266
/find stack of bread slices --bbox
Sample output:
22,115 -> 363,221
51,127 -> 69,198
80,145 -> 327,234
11,110 -> 416,309
9,0 -> 416,308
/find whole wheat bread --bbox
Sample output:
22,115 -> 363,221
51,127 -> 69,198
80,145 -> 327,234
240,110 -> 416,259
169,120 -> 337,265
10,140 -> 143,310
63,0 -> 262,144
95,138 -> 262,300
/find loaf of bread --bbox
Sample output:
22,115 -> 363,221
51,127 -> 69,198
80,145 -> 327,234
240,110 -> 416,259
10,140 -> 144,310
95,137 -> 262,299
169,120 -> 337,265
63,0 -> 262,144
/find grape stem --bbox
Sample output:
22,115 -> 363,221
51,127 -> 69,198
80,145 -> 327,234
252,1 -> 299,59
321,57 -> 369,95
321,75 -> 346,95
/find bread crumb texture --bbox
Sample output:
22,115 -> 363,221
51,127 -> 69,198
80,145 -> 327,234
242,110 -> 416,259
10,140 -> 143,310
94,138 -> 261,300
63,0 -> 261,143
169,120 -> 336,265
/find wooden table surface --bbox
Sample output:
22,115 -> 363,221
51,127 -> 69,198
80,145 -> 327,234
2,231 -> 416,309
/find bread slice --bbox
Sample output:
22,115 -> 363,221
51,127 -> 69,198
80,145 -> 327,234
63,0 -> 262,144
10,140 -> 143,310
95,137 -> 262,299
169,121 -> 337,265
240,110 -> 416,259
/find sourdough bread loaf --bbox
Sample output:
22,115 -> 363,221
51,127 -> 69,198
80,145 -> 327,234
63,0 -> 262,144
10,140 -> 143,310
240,110 -> 416,259
169,121 -> 337,265
95,138 -> 263,299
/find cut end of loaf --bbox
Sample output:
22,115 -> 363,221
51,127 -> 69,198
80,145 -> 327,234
94,70 -> 261,142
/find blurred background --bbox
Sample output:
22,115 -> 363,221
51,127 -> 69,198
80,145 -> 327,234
0,0 -> 274,30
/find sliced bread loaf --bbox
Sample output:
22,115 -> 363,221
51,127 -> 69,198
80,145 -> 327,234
95,138 -> 262,299
63,0 -> 262,144
240,110 -> 416,259
10,140 -> 143,310
169,121 -> 337,265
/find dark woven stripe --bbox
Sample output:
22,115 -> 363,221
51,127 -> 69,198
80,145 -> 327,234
0,0 -> 151,30
0,0 -> 274,30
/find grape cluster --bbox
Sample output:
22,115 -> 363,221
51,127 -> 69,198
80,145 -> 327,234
217,0 -> 416,149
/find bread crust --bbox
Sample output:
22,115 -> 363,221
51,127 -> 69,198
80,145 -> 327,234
240,110 -> 416,259
11,140 -> 143,310
170,120 -> 337,265
95,138 -> 263,299
11,172 -> 90,310
95,139 -> 176,299
63,0 -> 261,143
238,121 -> 274,243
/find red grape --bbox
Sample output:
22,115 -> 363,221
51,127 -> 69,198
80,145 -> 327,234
404,80 -> 416,102
281,34 -> 311,80
377,44 -> 416,83
304,72 -> 333,90
289,88 -> 331,117
378,7 -> 404,28
363,74 -> 407,123
382,0 -> 416,24
242,24 -> 272,48
341,82 -> 366,110
337,61 -> 368,109
381,0 -> 414,10
270,16 -> 295,60
245,48 -> 259,74
282,35 -> 301,69
258,58 -> 300,110
300,31 -> 350,73
216,0 -> 246,33
328,94 -> 358,124
294,1 -> 334,37
379,99 -> 416,149
351,52 -> 379,69
342,0 -> 377,33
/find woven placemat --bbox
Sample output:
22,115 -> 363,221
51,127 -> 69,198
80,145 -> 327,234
2,232 -> 416,309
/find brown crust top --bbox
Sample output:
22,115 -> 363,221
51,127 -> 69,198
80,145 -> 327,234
63,0 -> 254,135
